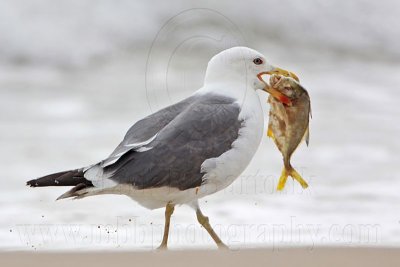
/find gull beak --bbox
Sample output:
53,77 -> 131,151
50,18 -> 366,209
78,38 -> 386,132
257,67 -> 299,105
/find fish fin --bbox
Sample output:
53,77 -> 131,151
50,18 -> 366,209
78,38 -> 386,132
302,89 -> 312,119
303,126 -> 310,146
266,87 -> 292,106
267,126 -> 275,140
276,167 -> 309,191
276,168 -> 289,191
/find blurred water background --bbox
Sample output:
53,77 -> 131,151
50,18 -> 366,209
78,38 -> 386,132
1,0 -> 400,250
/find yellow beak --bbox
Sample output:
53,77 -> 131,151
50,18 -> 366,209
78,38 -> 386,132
257,67 -> 299,106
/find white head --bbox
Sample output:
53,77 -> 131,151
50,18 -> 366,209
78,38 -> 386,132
204,47 -> 273,90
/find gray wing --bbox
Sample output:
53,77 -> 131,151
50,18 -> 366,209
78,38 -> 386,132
102,94 -> 242,190
100,96 -> 196,167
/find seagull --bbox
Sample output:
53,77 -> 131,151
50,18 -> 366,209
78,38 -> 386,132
27,46 -> 295,249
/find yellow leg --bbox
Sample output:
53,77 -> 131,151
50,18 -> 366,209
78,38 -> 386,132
157,203 -> 175,250
196,209 -> 228,249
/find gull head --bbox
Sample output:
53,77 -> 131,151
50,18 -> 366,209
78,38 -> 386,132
204,46 -> 298,92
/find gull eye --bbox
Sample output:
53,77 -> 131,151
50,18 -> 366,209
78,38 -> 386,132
253,58 -> 263,65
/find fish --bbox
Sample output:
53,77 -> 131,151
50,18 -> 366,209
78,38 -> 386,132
266,74 -> 311,191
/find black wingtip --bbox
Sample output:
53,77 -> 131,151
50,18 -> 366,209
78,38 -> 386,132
25,169 -> 92,188
26,179 -> 38,187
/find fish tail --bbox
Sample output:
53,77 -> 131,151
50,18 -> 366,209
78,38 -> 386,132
277,168 -> 289,191
276,164 -> 309,191
288,167 -> 309,189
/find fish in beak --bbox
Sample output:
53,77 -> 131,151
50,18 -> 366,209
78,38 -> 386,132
266,74 -> 311,191
257,67 -> 299,106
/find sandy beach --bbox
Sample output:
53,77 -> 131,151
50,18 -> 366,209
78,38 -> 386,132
1,248 -> 399,267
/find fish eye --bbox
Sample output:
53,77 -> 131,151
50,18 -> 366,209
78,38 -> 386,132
253,58 -> 263,65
